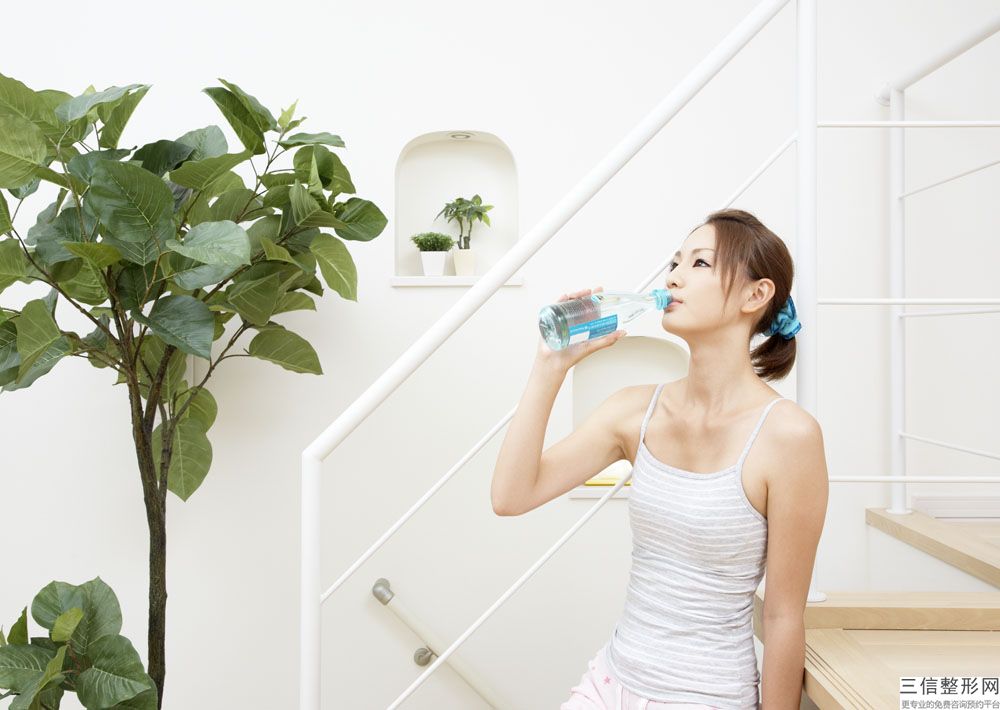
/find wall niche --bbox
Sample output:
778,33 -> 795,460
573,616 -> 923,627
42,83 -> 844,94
393,130 -> 522,285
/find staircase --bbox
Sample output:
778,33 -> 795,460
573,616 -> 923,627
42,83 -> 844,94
751,512 -> 1000,709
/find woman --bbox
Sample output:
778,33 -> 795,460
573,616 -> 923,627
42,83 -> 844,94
491,209 -> 829,709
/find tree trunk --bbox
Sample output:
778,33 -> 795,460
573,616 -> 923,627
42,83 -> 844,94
128,386 -> 168,709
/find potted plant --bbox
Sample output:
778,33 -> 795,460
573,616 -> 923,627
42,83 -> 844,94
0,75 -> 387,708
435,193 -> 493,276
410,232 -> 454,276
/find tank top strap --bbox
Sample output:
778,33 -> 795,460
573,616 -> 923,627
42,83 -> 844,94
736,397 -> 787,469
639,383 -> 666,444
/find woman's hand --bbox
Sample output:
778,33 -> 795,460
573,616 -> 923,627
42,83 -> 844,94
535,286 -> 625,375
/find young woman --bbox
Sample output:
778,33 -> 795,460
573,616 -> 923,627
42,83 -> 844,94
491,209 -> 829,709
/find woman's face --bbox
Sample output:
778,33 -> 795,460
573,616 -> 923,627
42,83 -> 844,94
661,224 -> 758,340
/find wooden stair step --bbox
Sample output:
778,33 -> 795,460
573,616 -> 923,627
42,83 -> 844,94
753,589 -> 1000,633
865,507 -> 1000,588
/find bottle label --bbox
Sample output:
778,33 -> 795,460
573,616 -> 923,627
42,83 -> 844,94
567,314 -> 619,345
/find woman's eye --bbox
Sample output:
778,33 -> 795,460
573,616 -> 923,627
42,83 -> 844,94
668,258 -> 710,271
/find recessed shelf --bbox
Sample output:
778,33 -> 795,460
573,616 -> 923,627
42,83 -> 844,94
390,274 -> 525,287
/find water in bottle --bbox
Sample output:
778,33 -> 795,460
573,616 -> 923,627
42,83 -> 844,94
538,289 -> 673,350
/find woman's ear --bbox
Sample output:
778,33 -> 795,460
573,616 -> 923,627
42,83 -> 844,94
742,278 -> 776,317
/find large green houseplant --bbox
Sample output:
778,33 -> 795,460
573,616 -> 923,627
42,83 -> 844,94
0,74 -> 387,708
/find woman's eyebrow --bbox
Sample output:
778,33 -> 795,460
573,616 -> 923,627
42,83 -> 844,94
673,248 -> 716,258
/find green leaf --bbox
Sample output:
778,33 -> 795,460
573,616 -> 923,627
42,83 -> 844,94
332,198 -> 386,242
0,643 -> 54,693
273,291 -> 316,315
66,148 -> 133,183
209,188 -> 270,223
175,125 -> 228,161
0,191 -> 11,234
168,257 -> 233,291
31,578 -> 122,657
0,73 -> 63,147
167,220 -> 250,268
115,261 -> 161,312
168,149 -> 252,190
153,419 -> 212,501
289,183 -> 347,230
259,236 -> 297,265
54,84 -> 146,123
32,206 -> 96,266
76,635 -> 154,708
137,336 -> 186,399
293,145 -> 354,196
227,272 -> 281,327
8,644 -> 67,710
0,239 -> 26,292
277,100 -> 297,131
9,607 -> 28,645
15,300 -> 62,376
86,160 -> 175,265
133,295 -> 213,359
98,85 -> 151,149
217,79 -> 277,132
65,241 -> 122,269
277,131 -> 345,148
248,326 -> 322,374
202,87 -> 265,155
178,386 -> 217,429
50,608 -> 83,643
61,260 -> 108,305
0,115 -> 47,189
132,139 -> 195,177
310,232 -> 357,302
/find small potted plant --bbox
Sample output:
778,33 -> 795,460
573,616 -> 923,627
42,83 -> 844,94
435,194 -> 493,276
411,232 -> 455,276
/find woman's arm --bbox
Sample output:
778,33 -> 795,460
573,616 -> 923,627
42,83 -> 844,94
759,410 -> 829,709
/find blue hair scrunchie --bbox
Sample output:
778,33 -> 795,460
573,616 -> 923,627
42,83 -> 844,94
767,296 -> 801,340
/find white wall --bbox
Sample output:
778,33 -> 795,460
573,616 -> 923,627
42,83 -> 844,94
2,1 -> 999,708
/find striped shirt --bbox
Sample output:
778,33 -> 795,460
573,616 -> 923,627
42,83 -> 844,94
604,383 -> 784,709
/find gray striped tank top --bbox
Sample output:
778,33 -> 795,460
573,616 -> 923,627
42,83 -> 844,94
605,383 -> 784,709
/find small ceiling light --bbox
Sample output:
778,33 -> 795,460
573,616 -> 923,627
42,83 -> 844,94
449,132 -> 473,140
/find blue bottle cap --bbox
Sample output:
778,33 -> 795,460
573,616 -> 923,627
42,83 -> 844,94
649,289 -> 672,310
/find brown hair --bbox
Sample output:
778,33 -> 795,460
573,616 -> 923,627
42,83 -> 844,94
692,208 -> 796,382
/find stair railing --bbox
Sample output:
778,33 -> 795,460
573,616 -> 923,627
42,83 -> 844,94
300,0 -> 794,706
300,3 -> 1000,709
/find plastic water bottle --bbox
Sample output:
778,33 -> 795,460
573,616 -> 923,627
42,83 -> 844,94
538,289 -> 673,350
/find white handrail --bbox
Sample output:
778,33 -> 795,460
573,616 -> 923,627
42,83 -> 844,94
901,308 -> 1000,318
899,433 -> 1000,462
820,298 -> 1000,305
901,157 -> 1000,198
875,12 -> 1000,105
299,0 -> 794,706
722,132 -> 797,208
820,121 -> 1000,128
318,127 -> 802,605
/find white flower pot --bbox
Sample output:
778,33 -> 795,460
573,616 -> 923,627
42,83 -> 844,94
453,248 -> 476,276
419,251 -> 448,276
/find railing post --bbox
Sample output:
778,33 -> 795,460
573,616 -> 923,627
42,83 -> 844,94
301,453 -> 322,710
796,0 -> 826,604
887,87 -> 910,515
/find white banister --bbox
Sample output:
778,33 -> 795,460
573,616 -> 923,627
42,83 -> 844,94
899,433 -> 1000,462
722,132 -> 797,208
820,121 -> 1000,128
819,298 -> 1000,305
300,0 -> 794,706
888,87 -> 907,516
900,308 -> 1000,318
901,156 -> 1000,199
875,12 -> 1000,104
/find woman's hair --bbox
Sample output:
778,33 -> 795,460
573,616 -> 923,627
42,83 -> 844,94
692,208 -> 796,382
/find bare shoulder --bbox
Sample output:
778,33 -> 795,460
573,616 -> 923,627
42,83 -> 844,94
761,398 -> 827,485
610,383 -> 666,464
768,399 -> 824,442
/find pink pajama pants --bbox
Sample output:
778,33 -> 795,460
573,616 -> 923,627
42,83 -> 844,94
560,644 -> 718,710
